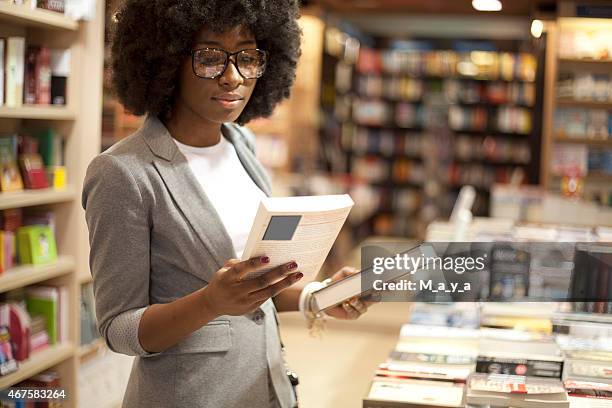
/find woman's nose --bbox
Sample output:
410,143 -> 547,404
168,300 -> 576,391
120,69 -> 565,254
219,57 -> 244,89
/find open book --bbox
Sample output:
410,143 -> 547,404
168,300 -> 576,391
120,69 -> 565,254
241,194 -> 353,280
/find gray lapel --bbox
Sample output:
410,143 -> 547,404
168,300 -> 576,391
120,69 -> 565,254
221,123 -> 272,196
140,115 -> 236,271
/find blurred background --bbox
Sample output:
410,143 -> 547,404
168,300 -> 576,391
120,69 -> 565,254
1,0 -> 612,407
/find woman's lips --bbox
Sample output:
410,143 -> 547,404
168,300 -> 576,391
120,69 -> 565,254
212,95 -> 244,109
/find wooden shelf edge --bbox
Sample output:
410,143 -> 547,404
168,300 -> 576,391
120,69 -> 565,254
78,338 -> 106,360
556,98 -> 612,109
0,186 -> 76,210
559,58 -> 612,65
0,105 -> 76,120
554,136 -> 612,147
78,273 -> 93,284
0,3 -> 78,31
0,343 -> 74,389
0,256 -> 75,293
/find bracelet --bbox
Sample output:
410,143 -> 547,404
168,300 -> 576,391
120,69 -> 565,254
299,279 -> 332,337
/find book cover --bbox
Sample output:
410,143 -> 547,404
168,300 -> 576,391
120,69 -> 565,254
6,37 -> 25,107
17,225 -> 57,265
241,194 -> 354,281
18,153 -> 49,189
26,286 -> 59,345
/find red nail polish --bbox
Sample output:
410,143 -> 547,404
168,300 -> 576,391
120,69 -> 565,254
295,272 -> 303,280
288,262 -> 298,270
261,256 -> 270,264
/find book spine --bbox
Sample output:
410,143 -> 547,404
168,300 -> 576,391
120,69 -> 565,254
36,47 -> 51,104
37,0 -> 65,13
6,37 -> 25,107
24,46 -> 39,105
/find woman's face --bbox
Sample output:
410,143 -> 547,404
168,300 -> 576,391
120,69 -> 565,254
174,25 -> 258,124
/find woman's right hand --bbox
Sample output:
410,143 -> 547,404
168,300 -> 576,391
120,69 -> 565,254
201,256 -> 302,317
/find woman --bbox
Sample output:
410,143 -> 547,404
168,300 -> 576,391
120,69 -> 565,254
82,1 -> 370,407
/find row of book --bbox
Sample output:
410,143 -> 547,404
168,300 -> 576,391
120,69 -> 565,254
0,38 -> 69,107
0,285 -> 69,377
557,73 -> 612,103
352,155 -> 524,188
350,98 -> 533,134
449,105 -> 533,135
356,75 -> 536,107
1,370 -> 64,407
0,131 -> 66,193
552,144 -> 612,177
364,305 -> 612,407
558,29 -> 612,62
555,108 -> 612,140
345,128 -> 531,164
1,208 -> 59,272
356,48 -> 537,82
6,0 -> 67,13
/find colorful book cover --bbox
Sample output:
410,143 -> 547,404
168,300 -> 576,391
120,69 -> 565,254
18,153 -> 49,189
16,225 -> 57,265
26,286 -> 59,345
6,37 -> 25,107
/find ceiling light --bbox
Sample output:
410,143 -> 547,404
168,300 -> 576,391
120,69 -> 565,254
472,0 -> 502,12
531,19 -> 544,38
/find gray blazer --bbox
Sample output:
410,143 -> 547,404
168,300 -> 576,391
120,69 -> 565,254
82,115 -> 296,408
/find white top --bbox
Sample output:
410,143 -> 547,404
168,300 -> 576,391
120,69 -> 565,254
173,135 -> 266,258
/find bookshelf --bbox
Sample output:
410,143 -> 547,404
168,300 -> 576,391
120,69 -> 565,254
319,26 -> 543,239
540,11 -> 612,206
0,0 -> 104,406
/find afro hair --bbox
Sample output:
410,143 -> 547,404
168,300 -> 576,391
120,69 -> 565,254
110,0 -> 302,124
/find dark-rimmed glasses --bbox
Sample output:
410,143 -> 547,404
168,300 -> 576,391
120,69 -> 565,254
191,48 -> 268,79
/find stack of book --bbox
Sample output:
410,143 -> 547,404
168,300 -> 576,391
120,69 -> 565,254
466,373 -> 570,408
364,325 -> 478,408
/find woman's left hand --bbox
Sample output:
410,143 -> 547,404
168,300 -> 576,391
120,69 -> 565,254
324,266 -> 371,320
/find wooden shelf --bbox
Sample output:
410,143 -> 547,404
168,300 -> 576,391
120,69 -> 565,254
0,255 -> 74,293
586,172 -> 612,183
0,2 -> 78,31
555,136 -> 612,147
556,99 -> 612,109
559,58 -> 612,66
0,343 -> 74,389
0,186 -> 76,210
78,273 -> 93,284
0,105 -> 76,120
78,338 -> 106,360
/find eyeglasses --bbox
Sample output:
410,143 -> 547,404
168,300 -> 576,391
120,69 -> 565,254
191,48 -> 268,80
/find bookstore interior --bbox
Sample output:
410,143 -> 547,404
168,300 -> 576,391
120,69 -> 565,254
0,0 -> 612,407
